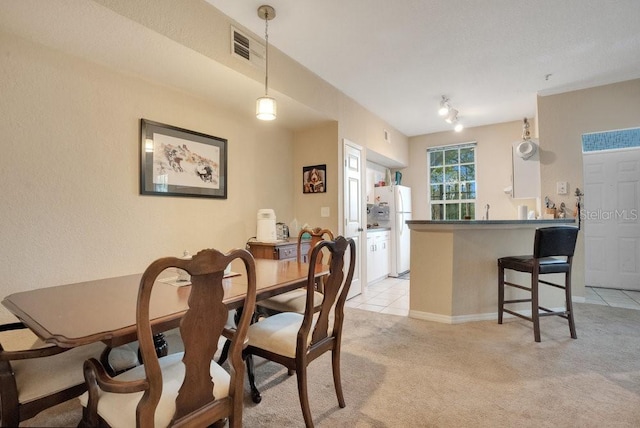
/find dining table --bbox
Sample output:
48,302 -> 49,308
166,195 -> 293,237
1,258 -> 327,350
2,258 -> 327,404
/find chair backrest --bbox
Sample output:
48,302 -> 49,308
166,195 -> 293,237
136,248 -> 256,426
298,236 -> 355,354
533,226 -> 579,258
297,227 -> 334,264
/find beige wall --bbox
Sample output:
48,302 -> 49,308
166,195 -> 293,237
538,79 -> 640,214
293,122 -> 340,233
404,120 -> 538,220
0,32 -> 295,321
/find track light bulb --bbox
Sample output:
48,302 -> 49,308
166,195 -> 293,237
438,96 -> 450,116
445,109 -> 458,124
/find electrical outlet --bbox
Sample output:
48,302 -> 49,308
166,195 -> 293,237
557,181 -> 568,195
320,207 -> 330,217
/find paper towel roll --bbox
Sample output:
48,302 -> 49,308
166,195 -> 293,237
518,205 -> 528,220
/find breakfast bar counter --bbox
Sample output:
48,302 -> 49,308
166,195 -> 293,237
406,219 -> 582,323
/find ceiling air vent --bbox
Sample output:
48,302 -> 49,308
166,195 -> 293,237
231,26 -> 265,69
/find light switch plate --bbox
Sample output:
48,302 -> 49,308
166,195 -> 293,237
557,181 -> 568,195
320,207 -> 330,217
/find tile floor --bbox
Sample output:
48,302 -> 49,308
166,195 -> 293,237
585,286 -> 640,310
346,274 -> 640,316
346,275 -> 410,316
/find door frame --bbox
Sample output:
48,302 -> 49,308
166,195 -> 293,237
342,139 -> 365,298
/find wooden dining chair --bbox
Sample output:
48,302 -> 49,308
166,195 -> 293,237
256,227 -> 334,317
498,226 -> 579,342
0,321 -> 106,427
79,248 -> 257,428
244,236 -> 356,427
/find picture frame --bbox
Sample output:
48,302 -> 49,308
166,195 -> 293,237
140,119 -> 227,199
302,164 -> 326,193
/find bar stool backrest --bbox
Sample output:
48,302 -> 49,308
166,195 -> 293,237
533,226 -> 579,259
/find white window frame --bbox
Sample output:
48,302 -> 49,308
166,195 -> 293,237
427,142 -> 477,220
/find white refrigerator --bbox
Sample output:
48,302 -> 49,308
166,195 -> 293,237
374,185 -> 411,277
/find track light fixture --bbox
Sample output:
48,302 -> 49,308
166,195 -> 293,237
438,95 -> 463,132
256,5 -> 276,121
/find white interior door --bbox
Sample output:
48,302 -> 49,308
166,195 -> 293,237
583,148 -> 640,290
343,140 -> 364,299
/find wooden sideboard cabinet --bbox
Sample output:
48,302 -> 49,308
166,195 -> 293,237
247,238 -> 311,262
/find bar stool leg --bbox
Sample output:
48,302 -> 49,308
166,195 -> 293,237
531,270 -> 541,343
565,270 -> 577,339
498,263 -> 505,324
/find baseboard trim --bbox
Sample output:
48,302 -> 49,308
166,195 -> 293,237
409,305 -> 576,324
408,310 -> 496,324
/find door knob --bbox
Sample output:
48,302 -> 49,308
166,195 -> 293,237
357,227 -> 363,232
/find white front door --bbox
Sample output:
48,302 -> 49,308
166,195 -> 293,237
343,140 -> 364,299
583,148 -> 640,290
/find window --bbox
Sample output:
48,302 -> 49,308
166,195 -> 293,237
428,143 -> 476,220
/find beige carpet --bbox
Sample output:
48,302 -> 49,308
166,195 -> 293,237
24,303 -> 640,427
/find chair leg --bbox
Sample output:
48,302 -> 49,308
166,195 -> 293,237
331,346 -> 346,408
498,263 -> 505,324
531,271 -> 541,343
565,271 -> 577,339
244,354 -> 262,404
0,368 -> 20,428
217,339 -> 231,365
295,364 -> 314,428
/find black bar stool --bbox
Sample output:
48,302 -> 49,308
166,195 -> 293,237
498,226 -> 579,342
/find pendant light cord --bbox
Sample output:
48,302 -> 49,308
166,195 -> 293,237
264,11 -> 269,96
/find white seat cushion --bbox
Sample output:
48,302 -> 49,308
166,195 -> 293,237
107,342 -> 140,373
104,328 -> 186,374
257,289 -> 324,314
79,352 -> 230,427
247,312 -> 306,358
3,328 -> 105,404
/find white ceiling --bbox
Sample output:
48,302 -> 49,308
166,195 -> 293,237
2,1 -> 639,138
206,0 -> 640,136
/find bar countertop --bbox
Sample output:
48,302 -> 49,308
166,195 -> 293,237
407,218 -> 576,231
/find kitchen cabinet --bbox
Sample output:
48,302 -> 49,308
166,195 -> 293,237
367,230 -> 390,283
246,238 -> 311,262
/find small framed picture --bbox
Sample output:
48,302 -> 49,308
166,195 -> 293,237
302,164 -> 326,194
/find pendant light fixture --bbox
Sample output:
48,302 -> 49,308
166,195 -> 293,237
256,5 -> 276,121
